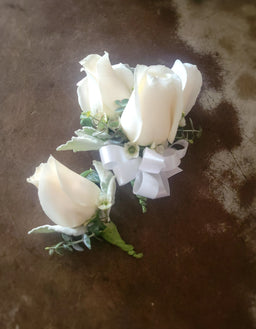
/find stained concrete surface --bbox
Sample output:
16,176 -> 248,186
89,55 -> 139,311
1,0 -> 256,328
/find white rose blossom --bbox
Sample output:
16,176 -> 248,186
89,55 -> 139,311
77,52 -> 134,117
120,60 -> 202,146
171,59 -> 202,116
27,156 -> 100,228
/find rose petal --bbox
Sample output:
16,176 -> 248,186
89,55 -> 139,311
77,75 -> 103,114
79,54 -> 101,77
120,64 -> 148,142
112,63 -> 134,91
120,91 -> 142,143
78,52 -> 133,117
96,52 -> 133,116
167,74 -> 183,144
26,163 -> 44,188
172,60 -> 202,115
54,157 -> 100,207
122,65 -> 183,146
34,156 -> 100,227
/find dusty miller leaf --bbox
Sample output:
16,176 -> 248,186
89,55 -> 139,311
80,168 -> 100,185
56,135 -> 105,152
28,224 -> 86,236
72,244 -> 84,252
83,234 -> 91,250
93,161 -> 115,194
93,161 -> 116,211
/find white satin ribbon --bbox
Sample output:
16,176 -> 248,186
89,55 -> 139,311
99,140 -> 188,199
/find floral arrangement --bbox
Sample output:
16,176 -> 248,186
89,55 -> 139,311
27,52 -> 202,258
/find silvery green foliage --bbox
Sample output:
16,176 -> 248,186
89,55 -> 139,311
56,127 -> 106,152
57,103 -> 129,154
28,224 -> 87,236
93,160 -> 116,213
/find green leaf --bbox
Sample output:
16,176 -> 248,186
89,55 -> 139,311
114,100 -> 122,106
101,221 -> 143,258
138,197 -> 147,213
175,116 -> 202,144
49,248 -> 54,256
97,120 -> 107,131
108,119 -> 120,130
115,107 -> 125,114
80,120 -> 111,140
79,126 -> 97,136
63,244 -> 73,252
80,116 -> 93,127
115,98 -> 129,106
93,161 -> 115,195
61,233 -> 72,242
55,249 -> 64,256
114,99 -> 129,114
56,135 -> 105,152
80,168 -> 100,185
45,234 -> 90,255
120,98 -> 129,105
83,234 -> 91,250
93,161 -> 116,211
189,117 -> 195,131
28,224 -> 86,236
72,244 -> 84,252
92,130 -> 112,140
130,181 -> 148,213
197,126 -> 203,138
87,214 -> 106,237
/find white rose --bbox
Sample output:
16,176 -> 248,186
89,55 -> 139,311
120,61 -> 202,146
171,59 -> 202,116
27,156 -> 100,228
120,64 -> 182,146
77,52 -> 133,117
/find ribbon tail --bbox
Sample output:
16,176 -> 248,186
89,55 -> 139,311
113,158 -> 141,186
165,167 -> 183,178
99,145 -> 141,186
133,172 -> 170,199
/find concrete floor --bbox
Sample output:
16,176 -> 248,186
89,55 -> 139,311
1,0 -> 256,328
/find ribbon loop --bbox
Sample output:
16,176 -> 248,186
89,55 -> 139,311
139,148 -> 165,174
113,158 -> 141,185
99,145 -> 127,170
99,140 -> 188,199
99,145 -> 141,185
133,172 -> 170,199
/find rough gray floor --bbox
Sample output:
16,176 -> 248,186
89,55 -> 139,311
1,1 -> 256,328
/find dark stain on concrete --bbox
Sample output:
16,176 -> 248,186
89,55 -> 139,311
215,0 -> 255,12
247,16 -> 256,39
192,101 -> 242,153
239,176 -> 256,208
219,37 -> 234,54
235,73 -> 256,100
4,3 -> 25,12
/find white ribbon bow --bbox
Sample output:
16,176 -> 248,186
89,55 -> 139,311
99,140 -> 188,199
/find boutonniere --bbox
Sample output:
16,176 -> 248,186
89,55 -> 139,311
27,52 -> 202,258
